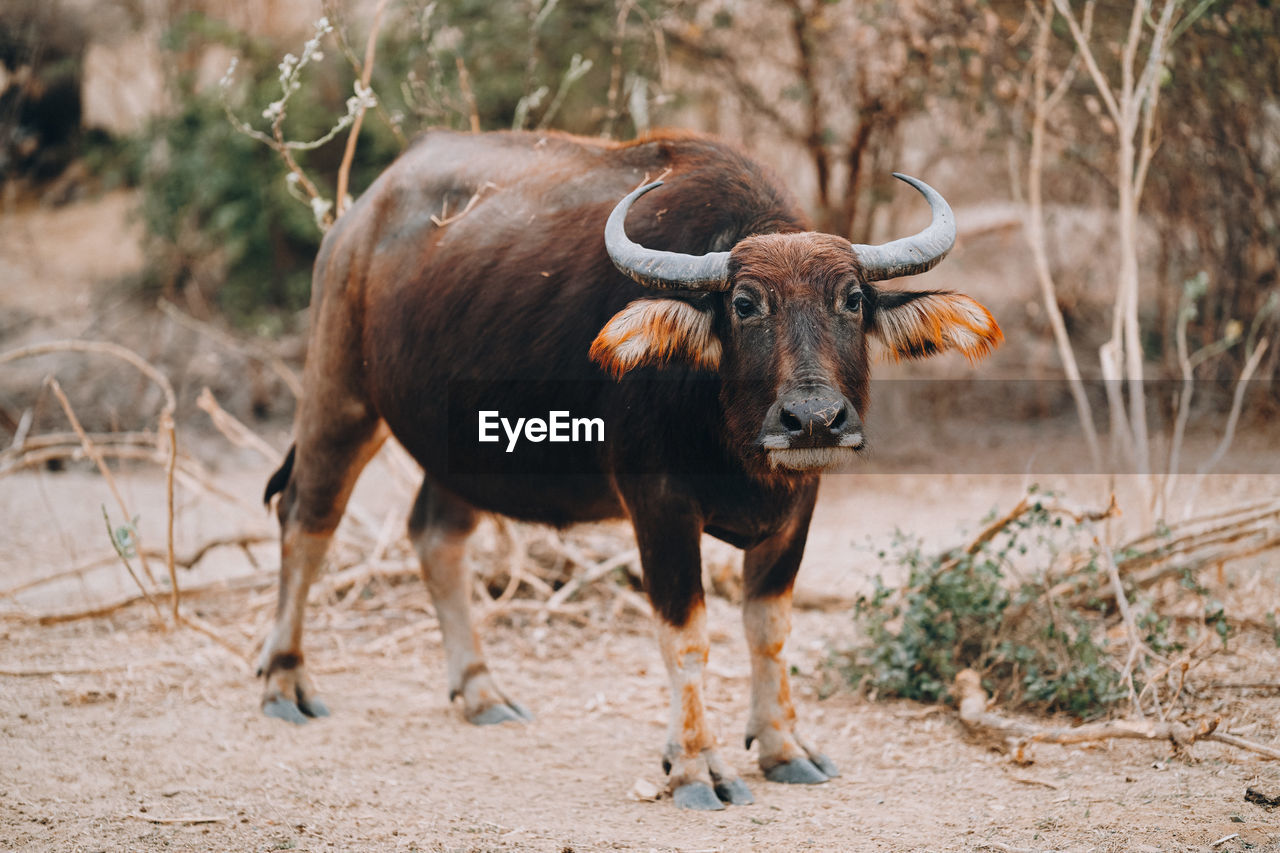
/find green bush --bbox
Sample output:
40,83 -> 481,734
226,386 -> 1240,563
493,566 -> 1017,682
139,88 -> 322,327
839,497 -> 1128,718
134,12 -> 404,330
130,2 -> 667,330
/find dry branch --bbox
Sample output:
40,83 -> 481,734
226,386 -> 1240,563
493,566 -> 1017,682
455,56 -> 481,133
335,0 -> 388,218
0,339 -> 182,597
0,536 -> 271,603
1024,0 -> 1102,468
1021,490 -> 1280,611
939,493 -> 1117,575
46,378 -> 164,617
196,387 -> 282,461
0,340 -> 259,661
158,301 -> 302,397
0,658 -> 189,676
1054,530 -> 1280,610
545,547 -> 640,609
0,339 -> 177,411
956,669 -> 1280,763
161,410 -> 179,625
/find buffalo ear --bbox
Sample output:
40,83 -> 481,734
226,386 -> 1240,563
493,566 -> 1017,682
590,298 -> 722,378
868,289 -> 1003,362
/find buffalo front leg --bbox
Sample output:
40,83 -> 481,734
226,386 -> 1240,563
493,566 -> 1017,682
260,419 -> 387,724
742,593 -> 838,783
409,480 -> 530,725
742,483 -> 838,783
627,492 -> 752,810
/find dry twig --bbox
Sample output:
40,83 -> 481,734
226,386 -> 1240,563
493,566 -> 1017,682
956,669 -> 1280,763
335,0 -> 389,218
196,387 -> 282,461
128,814 -> 227,825
431,182 -> 499,227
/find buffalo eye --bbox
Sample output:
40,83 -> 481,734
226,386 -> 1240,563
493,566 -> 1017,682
844,289 -> 863,314
733,295 -> 760,319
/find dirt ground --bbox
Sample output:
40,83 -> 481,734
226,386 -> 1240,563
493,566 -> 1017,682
4,192 -> 1280,852
3,569 -> 1280,853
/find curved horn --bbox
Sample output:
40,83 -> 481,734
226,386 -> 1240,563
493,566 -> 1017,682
851,173 -> 956,282
605,181 -> 731,291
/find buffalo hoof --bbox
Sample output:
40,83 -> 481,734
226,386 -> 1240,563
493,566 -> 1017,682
672,782 -> 726,811
810,752 -> 839,778
713,777 -> 755,805
263,696 -> 310,725
263,689 -> 328,724
468,701 -> 533,726
764,757 -> 829,785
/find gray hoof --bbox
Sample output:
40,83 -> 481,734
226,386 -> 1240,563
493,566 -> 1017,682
714,777 -> 754,805
764,757 -> 829,785
297,695 -> 329,719
672,782 -> 726,811
810,753 -> 839,778
263,697 -> 309,725
470,702 -> 532,726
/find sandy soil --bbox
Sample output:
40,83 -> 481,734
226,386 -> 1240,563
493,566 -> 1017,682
3,580 -> 1280,853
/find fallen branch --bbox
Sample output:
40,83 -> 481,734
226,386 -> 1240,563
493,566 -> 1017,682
12,573 -> 275,631
1058,531 -> 1280,610
939,494 -> 1118,574
0,658 -> 189,676
1120,497 -> 1280,554
955,669 -> 1279,763
196,387 -> 283,461
1207,732 -> 1280,762
545,547 -> 640,609
0,339 -> 177,412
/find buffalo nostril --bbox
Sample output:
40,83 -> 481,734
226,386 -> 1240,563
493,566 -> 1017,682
829,406 -> 848,431
779,408 -> 804,434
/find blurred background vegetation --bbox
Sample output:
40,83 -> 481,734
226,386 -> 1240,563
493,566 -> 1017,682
0,0 -> 1276,383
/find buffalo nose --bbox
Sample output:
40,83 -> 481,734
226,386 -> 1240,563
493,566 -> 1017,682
779,396 -> 849,436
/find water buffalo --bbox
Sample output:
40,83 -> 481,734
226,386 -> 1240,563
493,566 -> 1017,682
260,128 -> 1001,810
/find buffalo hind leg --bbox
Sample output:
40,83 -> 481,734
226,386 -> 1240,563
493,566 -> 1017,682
260,418 -> 388,724
409,480 -> 530,725
628,492 -> 753,810
742,483 -> 838,783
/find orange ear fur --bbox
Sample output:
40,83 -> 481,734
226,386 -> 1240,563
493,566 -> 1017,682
873,292 -> 1003,363
589,299 -> 722,378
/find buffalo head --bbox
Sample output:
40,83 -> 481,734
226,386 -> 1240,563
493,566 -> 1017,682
590,175 -> 1002,473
